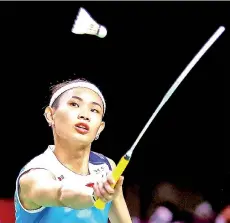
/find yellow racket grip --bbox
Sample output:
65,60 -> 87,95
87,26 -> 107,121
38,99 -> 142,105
94,155 -> 130,210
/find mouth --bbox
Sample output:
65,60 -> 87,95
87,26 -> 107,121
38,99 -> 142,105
74,122 -> 90,135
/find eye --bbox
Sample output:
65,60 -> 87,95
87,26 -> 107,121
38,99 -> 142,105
91,109 -> 99,113
70,102 -> 79,107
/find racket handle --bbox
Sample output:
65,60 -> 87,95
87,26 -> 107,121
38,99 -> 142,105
94,155 -> 130,210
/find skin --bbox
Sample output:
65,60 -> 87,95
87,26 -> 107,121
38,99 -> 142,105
19,86 -> 132,223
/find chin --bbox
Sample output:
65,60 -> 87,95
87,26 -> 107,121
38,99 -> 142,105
72,134 -> 93,145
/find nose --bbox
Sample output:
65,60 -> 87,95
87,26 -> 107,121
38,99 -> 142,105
77,109 -> 90,121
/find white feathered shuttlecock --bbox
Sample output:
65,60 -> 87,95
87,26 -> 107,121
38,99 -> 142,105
71,7 -> 107,38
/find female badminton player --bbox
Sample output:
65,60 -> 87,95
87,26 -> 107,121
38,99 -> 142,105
14,78 -> 132,223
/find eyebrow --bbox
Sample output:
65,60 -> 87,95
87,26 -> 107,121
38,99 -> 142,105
71,96 -> 102,109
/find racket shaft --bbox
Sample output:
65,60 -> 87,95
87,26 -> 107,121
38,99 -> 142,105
94,155 -> 130,209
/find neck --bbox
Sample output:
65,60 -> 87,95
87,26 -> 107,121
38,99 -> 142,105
53,138 -> 91,175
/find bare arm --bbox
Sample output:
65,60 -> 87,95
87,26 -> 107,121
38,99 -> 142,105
108,159 -> 132,223
19,169 -> 95,210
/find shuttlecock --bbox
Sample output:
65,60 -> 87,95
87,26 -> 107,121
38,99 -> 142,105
72,7 -> 107,38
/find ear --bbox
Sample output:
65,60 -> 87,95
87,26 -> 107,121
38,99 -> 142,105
44,106 -> 54,126
97,121 -> 105,136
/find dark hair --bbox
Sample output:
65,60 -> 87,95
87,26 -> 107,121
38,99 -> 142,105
49,78 -> 92,109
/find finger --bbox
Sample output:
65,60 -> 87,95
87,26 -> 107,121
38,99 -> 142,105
114,176 -> 124,190
98,182 -> 108,202
99,181 -> 114,202
106,172 -> 115,185
93,182 -> 103,199
103,181 -> 115,194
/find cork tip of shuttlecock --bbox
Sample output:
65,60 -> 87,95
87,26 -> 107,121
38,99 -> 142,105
97,25 -> 107,38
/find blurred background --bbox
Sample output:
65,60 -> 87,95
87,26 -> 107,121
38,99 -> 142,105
0,1 -> 228,222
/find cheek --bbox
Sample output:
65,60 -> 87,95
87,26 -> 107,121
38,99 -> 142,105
55,110 -> 76,127
91,119 -> 102,134
53,111 -> 76,137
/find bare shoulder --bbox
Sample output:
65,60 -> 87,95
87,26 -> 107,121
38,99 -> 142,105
19,150 -> 56,190
106,157 -> 116,170
19,169 -> 55,194
18,169 -> 56,210
20,168 -> 56,185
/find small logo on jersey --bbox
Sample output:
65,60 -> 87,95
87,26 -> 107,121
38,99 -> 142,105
93,165 -> 106,174
93,169 -> 100,174
85,182 -> 94,188
57,175 -> 64,181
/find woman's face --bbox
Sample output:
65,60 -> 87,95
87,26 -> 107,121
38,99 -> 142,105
49,87 -> 105,145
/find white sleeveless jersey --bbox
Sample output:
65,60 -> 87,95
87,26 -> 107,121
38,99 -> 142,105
15,145 -> 112,223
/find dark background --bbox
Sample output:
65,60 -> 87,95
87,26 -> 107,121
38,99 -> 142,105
0,1 -> 228,217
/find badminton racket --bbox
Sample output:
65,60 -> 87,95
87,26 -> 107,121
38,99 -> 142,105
94,26 -> 225,210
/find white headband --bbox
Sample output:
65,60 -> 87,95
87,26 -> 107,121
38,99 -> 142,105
49,82 -> 106,114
